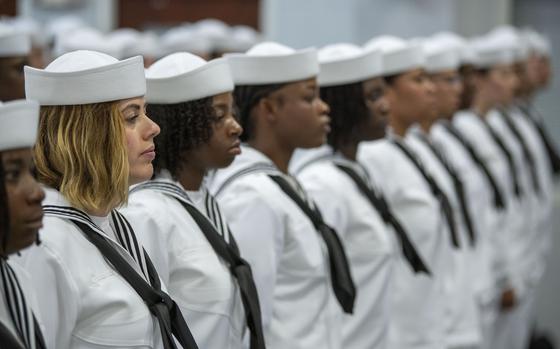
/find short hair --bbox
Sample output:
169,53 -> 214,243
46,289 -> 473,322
147,97 -> 217,178
34,102 -> 129,213
233,83 -> 286,141
320,81 -> 368,150
0,157 -> 9,252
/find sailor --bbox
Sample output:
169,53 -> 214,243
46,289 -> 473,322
209,42 -> 355,349
0,24 -> 31,101
452,33 -> 533,349
358,35 -> 457,349
0,99 -> 47,349
17,50 -> 198,349
290,43 -> 429,349
121,52 -> 265,349
427,33 -> 506,349
405,37 -> 483,349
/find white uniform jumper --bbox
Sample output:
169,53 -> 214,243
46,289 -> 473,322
509,105 -> 554,285
121,172 -> 246,349
291,145 -> 395,349
431,120 -> 502,347
16,188 -> 165,349
0,260 -> 45,349
358,137 -> 451,349
453,110 -> 530,349
406,128 -> 482,348
209,145 -> 341,349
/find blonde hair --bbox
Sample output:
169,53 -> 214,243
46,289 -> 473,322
34,102 -> 129,213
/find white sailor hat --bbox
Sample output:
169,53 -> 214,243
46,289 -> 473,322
221,25 -> 261,53
431,32 -> 478,66
54,27 -> 124,59
193,18 -> 231,52
226,41 -> 319,85
2,17 -> 47,48
0,99 -> 39,151
363,35 -> 425,76
161,26 -> 213,56
124,31 -> 161,59
422,37 -> 461,73
470,34 -> 517,68
318,43 -> 383,87
521,28 -> 551,57
25,50 -> 146,106
146,52 -> 233,104
0,23 -> 31,58
486,26 -> 530,62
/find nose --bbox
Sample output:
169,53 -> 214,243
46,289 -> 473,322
317,97 -> 330,115
424,77 -> 437,95
146,116 -> 161,140
376,96 -> 390,117
228,116 -> 243,137
26,177 -> 45,206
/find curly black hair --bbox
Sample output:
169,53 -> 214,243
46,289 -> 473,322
233,83 -> 287,142
320,81 -> 369,151
0,155 -> 10,255
147,97 -> 218,178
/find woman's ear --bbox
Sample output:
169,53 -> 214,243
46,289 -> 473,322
257,96 -> 280,123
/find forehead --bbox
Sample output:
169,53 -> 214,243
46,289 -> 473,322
0,56 -> 26,68
276,77 -> 317,94
118,96 -> 146,110
212,91 -> 233,105
1,148 -> 32,163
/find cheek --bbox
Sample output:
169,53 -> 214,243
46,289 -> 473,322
125,129 -> 139,159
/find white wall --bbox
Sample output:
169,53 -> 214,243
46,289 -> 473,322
261,0 -> 512,47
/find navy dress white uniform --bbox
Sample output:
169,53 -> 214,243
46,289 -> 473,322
0,100 -> 46,349
292,145 -> 395,349
359,36 -> 455,349
454,31 -> 538,349
209,42 -> 356,349
211,146 -> 342,349
124,174 -> 246,349
289,44 -> 398,349
121,53 -> 247,349
18,51 -> 196,349
406,127 -> 481,348
412,38 -> 483,349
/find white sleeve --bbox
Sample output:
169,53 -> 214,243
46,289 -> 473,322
120,199 -> 172,286
217,184 -> 284,330
17,244 -> 79,349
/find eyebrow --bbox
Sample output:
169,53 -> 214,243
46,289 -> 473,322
121,104 -> 141,113
4,158 -> 25,167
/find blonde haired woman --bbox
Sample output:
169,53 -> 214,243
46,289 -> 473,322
17,50 -> 198,349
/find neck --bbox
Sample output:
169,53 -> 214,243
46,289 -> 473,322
177,163 -> 206,191
389,116 -> 410,137
86,208 -> 111,217
419,119 -> 433,133
337,141 -> 359,161
471,95 -> 493,118
249,136 -> 293,174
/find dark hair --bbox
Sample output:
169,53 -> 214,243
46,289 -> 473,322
383,73 -> 402,86
147,97 -> 217,178
320,81 -> 368,150
233,83 -> 287,141
0,155 -> 10,255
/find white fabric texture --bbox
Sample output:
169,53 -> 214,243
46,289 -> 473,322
209,145 -> 341,349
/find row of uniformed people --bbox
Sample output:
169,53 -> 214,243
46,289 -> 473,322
0,23 -> 556,349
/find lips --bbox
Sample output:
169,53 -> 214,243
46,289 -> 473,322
141,145 -> 155,155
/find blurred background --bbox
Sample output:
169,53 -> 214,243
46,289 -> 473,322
1,0 -> 559,341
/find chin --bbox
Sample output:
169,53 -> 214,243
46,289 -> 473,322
130,165 -> 154,185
